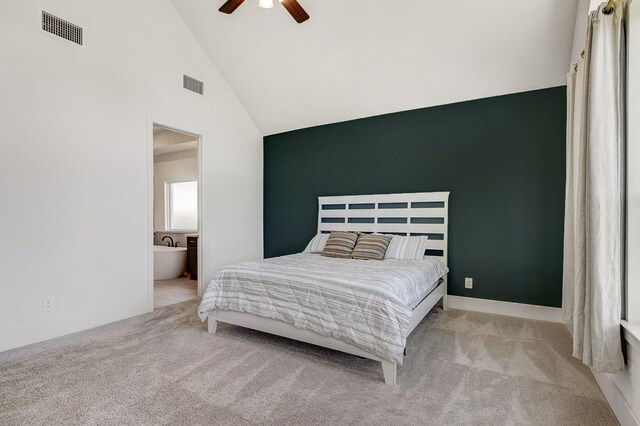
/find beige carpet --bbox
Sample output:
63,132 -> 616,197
0,300 -> 617,425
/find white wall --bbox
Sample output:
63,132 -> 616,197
570,0 -> 592,64
154,149 -> 198,233
594,328 -> 640,426
0,0 -> 263,352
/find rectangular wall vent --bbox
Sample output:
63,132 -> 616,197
183,75 -> 204,95
42,11 -> 83,45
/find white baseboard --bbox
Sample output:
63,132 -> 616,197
0,302 -> 152,353
591,370 -> 639,426
447,295 -> 563,322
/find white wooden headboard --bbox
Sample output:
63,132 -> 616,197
317,192 -> 450,265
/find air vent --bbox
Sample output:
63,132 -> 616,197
42,11 -> 83,46
183,75 -> 204,95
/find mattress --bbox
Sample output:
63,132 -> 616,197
198,253 -> 448,363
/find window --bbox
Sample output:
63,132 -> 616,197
166,181 -> 198,231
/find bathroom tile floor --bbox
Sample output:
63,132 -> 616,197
154,276 -> 198,309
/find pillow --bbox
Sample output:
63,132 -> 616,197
351,233 -> 392,261
303,233 -> 330,253
321,231 -> 359,258
384,235 -> 429,261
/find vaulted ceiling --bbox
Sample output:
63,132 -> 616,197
171,0 -> 578,135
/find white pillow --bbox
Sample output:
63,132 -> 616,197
303,233 -> 330,253
384,235 -> 429,260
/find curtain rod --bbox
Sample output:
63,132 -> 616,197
580,0 -> 615,59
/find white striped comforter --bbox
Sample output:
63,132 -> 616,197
198,253 -> 448,363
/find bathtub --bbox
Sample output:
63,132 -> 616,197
154,245 -> 187,280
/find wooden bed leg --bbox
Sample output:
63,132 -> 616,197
208,317 -> 218,334
381,361 -> 397,385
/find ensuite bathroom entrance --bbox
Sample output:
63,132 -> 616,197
152,125 -> 200,309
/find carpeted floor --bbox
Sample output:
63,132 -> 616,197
0,300 -> 618,425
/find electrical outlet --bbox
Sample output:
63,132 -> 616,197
465,277 -> 473,289
42,297 -> 55,312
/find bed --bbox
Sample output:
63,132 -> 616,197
198,192 -> 450,385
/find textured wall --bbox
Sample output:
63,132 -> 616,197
264,87 -> 566,307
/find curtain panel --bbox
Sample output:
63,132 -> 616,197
562,2 -> 626,373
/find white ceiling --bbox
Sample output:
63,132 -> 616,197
171,0 -> 578,135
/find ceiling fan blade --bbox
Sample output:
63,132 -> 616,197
280,0 -> 310,23
219,0 -> 245,14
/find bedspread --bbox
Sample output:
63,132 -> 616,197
198,253 -> 448,363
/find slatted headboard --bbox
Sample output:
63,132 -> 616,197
317,192 -> 450,265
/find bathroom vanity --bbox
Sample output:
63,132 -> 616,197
186,235 -> 198,280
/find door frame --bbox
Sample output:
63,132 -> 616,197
146,116 -> 204,311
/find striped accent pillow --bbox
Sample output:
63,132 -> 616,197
351,234 -> 392,261
384,235 -> 429,261
303,234 -> 330,253
321,231 -> 359,258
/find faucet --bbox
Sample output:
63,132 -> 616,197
162,236 -> 174,247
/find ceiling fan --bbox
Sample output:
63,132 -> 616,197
218,0 -> 310,24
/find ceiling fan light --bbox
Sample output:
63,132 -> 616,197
259,0 -> 274,8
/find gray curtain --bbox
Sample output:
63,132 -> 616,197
562,2 -> 626,373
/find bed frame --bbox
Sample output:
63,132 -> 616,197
208,191 -> 450,385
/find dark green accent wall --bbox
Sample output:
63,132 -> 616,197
264,87 -> 566,307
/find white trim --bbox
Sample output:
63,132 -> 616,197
622,321 -> 640,351
591,370 -> 639,426
447,295 -> 563,322
0,302 -> 149,353
588,322 -> 640,426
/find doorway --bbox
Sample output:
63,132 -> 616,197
151,125 -> 200,309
